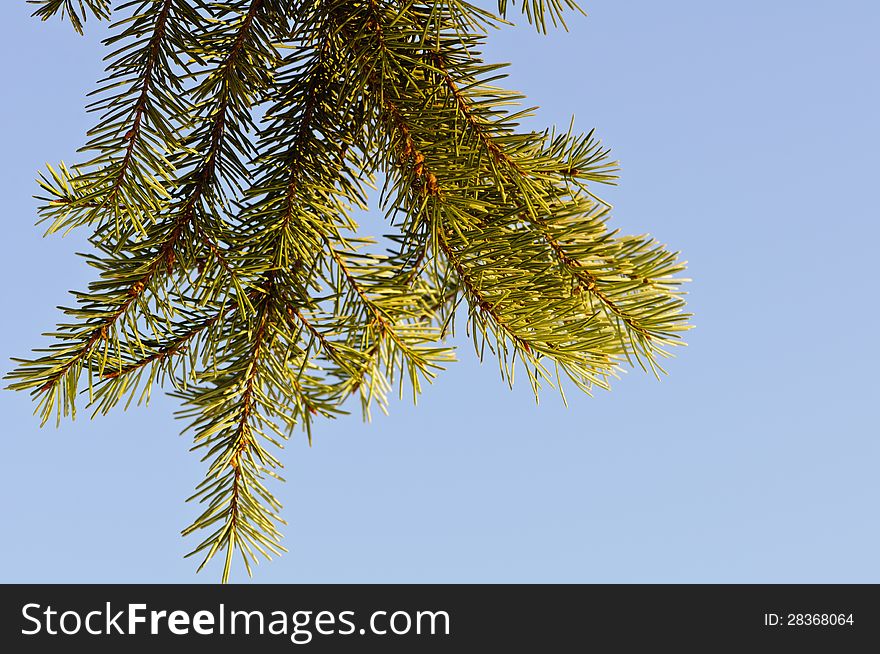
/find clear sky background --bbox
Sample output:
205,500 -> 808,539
1,1 -> 878,583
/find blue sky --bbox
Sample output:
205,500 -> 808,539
1,1 -> 878,583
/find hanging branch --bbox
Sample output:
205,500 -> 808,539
9,0 -> 691,581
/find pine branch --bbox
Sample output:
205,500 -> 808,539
425,56 -> 675,358
11,0 -> 692,581
347,1 -> 687,394
177,1 -> 380,577
421,46 -> 669,354
37,0 -> 199,240
7,0 -> 279,424
178,292 -> 289,583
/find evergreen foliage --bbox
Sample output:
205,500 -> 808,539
10,0 -> 691,581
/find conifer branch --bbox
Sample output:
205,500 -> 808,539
38,0 -> 197,239
421,49 -> 672,357
179,2 -> 377,576
9,0 -> 279,426
11,0 -> 691,581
